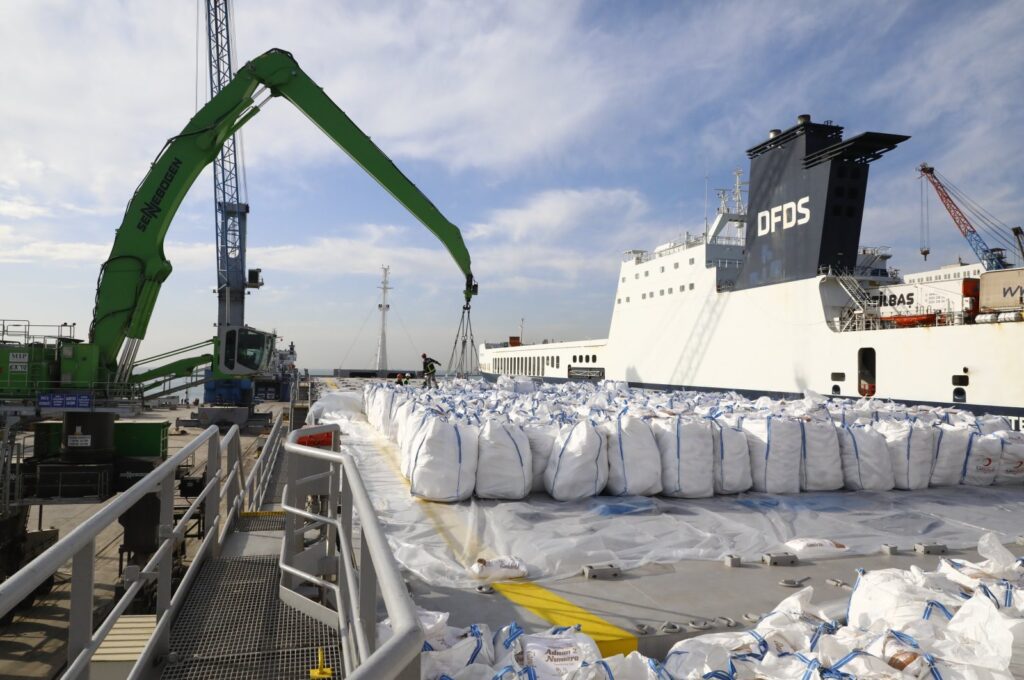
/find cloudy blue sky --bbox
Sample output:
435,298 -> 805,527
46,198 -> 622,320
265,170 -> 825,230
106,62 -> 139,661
1,1 -> 1022,370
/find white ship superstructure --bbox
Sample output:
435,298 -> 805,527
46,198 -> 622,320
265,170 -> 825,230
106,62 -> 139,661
480,116 -> 1024,426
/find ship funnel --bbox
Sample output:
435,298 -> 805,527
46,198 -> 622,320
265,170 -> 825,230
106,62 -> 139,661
768,129 -> 782,139
797,114 -> 811,125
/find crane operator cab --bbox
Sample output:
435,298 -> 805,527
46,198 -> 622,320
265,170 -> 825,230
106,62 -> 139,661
217,325 -> 275,376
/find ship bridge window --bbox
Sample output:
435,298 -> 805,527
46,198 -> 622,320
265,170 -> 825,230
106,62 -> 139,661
591,354 -> 597,363
952,375 -> 969,387
617,298 -> 621,304
689,258 -> 695,265
584,355 -> 590,364
674,262 -> 679,269
831,372 -> 846,382
660,266 -> 665,273
641,293 -> 646,299
621,277 -> 626,283
689,283 -> 694,290
572,355 -> 577,363
857,347 -> 876,397
626,296 -> 630,302
644,271 -> 649,277
953,387 -> 966,403
635,273 -> 639,279
659,289 -> 664,296
556,356 -> 560,368
668,287 -> 673,294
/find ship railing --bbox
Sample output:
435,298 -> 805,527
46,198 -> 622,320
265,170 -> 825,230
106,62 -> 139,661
242,411 -> 286,512
0,416 -> 264,680
278,423 -> 421,680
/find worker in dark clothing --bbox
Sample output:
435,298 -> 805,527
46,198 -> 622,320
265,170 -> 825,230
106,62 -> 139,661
421,353 -> 440,388
394,373 -> 407,386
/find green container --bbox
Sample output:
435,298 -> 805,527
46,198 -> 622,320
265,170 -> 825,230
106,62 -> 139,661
0,343 -> 57,398
113,420 -> 169,460
33,420 -> 63,460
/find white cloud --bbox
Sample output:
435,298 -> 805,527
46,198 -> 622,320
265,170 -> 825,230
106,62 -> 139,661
0,197 -> 50,219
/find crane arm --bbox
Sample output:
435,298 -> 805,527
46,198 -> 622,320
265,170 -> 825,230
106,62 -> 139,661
90,48 -> 476,376
918,163 -> 1005,271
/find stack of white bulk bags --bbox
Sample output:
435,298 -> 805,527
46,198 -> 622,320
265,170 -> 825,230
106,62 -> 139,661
874,419 -> 935,490
544,422 -> 608,501
602,414 -> 662,496
408,418 -> 479,502
476,420 -> 533,500
742,416 -> 801,494
651,416 -> 714,498
708,418 -> 752,494
798,419 -> 844,491
837,424 -> 895,491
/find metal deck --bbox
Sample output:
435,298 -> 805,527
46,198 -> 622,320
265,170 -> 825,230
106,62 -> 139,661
160,556 -> 340,680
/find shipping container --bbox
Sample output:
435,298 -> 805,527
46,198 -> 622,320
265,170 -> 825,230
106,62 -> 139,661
979,267 -> 1024,311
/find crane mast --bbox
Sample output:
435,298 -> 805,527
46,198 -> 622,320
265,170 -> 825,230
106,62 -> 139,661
207,0 -> 256,329
918,163 -> 1007,271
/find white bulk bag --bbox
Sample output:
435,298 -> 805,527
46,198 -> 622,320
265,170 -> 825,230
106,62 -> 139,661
408,418 -> 479,502
847,567 -> 964,631
562,652 -> 672,680
799,419 -> 844,491
977,415 -> 1014,434
709,419 -> 752,494
960,432 -> 1002,486
875,419 -> 935,490
516,625 -> 602,680
421,624 -> 494,680
476,420 -> 533,500
544,422 -> 608,501
401,409 -> 434,479
742,416 -> 801,494
603,415 -> 662,496
524,424 -> 559,493
652,416 -> 713,498
931,424 -> 975,486
995,431 -> 1024,485
838,424 -> 895,491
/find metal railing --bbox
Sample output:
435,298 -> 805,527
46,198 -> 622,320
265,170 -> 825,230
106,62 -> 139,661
278,423 -> 421,679
243,412 -> 286,511
0,414 -> 280,680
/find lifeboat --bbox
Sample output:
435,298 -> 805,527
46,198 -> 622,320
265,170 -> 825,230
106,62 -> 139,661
881,313 -> 936,328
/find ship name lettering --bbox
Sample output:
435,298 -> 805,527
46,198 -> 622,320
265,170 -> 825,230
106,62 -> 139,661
757,196 -> 810,236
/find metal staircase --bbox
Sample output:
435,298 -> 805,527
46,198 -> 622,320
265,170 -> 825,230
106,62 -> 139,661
831,270 -> 880,332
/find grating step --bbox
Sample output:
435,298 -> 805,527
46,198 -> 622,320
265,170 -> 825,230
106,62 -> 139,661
162,555 -> 339,679
236,515 -> 285,532
161,647 -> 343,680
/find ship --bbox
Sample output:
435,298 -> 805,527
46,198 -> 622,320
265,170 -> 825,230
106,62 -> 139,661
478,115 -> 1024,428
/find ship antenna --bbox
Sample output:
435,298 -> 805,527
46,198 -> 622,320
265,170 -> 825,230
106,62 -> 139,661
703,157 -> 709,238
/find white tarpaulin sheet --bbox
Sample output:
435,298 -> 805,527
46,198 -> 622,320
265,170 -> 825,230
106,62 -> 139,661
318,391 -> 1024,589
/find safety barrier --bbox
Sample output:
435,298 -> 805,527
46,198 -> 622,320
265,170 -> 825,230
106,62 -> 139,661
0,413 -> 282,680
279,423 -> 422,679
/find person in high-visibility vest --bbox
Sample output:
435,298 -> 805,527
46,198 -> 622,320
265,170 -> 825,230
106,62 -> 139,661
421,353 -> 440,388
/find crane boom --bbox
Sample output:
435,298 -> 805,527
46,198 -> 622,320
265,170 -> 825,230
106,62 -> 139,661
88,48 -> 476,384
918,163 -> 1007,271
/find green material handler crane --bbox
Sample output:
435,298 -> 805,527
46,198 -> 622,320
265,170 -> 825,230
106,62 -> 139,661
0,49 -> 478,599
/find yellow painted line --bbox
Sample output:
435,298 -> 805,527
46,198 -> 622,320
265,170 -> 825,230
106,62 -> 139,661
240,510 -> 285,517
367,425 -> 636,655
493,582 -> 638,656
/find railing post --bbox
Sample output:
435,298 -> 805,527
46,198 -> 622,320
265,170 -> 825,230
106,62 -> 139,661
359,528 -> 376,654
155,474 -> 174,657
205,433 -> 221,559
68,538 -> 95,680
228,432 -> 241,522
282,431 -> 299,590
